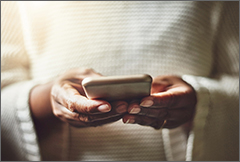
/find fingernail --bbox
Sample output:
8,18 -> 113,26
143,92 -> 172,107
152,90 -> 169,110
116,104 -> 127,113
125,118 -> 135,124
129,105 -> 141,114
98,104 -> 111,112
140,100 -> 154,107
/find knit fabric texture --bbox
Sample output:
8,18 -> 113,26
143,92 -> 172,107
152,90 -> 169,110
1,1 -> 239,161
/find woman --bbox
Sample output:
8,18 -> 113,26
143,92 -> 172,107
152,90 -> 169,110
1,1 -> 238,161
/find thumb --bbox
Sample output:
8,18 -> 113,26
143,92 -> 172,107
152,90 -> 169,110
52,83 -> 111,114
71,95 -> 112,114
140,86 -> 193,109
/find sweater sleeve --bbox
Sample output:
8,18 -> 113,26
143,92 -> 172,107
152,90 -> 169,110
1,2 -> 41,161
182,2 -> 239,161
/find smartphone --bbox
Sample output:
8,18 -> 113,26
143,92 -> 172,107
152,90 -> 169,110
82,74 -> 152,101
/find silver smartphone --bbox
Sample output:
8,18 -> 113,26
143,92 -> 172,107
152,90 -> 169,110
82,74 -> 152,101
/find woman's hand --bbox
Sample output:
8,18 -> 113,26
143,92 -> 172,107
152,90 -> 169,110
30,68 -> 128,128
122,75 -> 197,129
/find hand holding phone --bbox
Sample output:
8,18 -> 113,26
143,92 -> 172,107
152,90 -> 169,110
82,74 -> 152,102
50,68 -> 127,128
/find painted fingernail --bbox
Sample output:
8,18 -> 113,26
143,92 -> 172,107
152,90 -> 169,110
129,105 -> 141,114
125,118 -> 135,124
140,100 -> 154,107
98,104 -> 111,112
116,104 -> 127,113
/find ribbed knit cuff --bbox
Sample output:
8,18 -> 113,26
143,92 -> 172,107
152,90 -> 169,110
15,81 -> 42,161
181,75 -> 211,161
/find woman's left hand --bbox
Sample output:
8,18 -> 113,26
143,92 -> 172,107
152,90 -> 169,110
122,75 -> 197,129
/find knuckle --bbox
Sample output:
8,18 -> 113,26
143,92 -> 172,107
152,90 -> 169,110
73,100 -> 95,114
84,105 -> 93,113
79,104 -> 92,114
82,102 -> 97,113
66,98 -> 75,111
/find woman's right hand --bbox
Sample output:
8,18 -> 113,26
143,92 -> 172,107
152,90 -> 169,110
30,68 -> 128,128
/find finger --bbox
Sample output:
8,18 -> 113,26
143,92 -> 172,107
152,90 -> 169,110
113,101 -> 128,114
62,115 -> 123,128
87,115 -> 123,127
151,78 -> 172,94
77,111 -> 121,123
122,114 -> 158,127
51,98 -> 80,121
139,92 -> 176,109
128,102 -> 168,118
68,82 -> 86,97
77,102 -> 128,123
125,107 -> 193,129
140,86 -> 195,109
52,83 -> 111,114
127,100 -> 141,113
123,114 -> 168,129
53,98 -> 127,123
122,114 -> 185,130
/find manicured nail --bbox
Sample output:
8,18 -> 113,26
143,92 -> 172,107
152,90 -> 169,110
98,104 -> 111,112
116,104 -> 127,113
140,100 -> 154,107
125,118 -> 135,124
129,105 -> 141,114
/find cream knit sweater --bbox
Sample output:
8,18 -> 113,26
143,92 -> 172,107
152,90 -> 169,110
1,1 -> 239,161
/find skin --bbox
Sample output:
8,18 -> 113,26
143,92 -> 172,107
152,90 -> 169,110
30,68 -> 128,130
30,68 -> 197,135
122,75 -> 197,131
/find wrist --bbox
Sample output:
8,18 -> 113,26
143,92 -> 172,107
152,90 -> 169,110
29,81 -> 54,121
